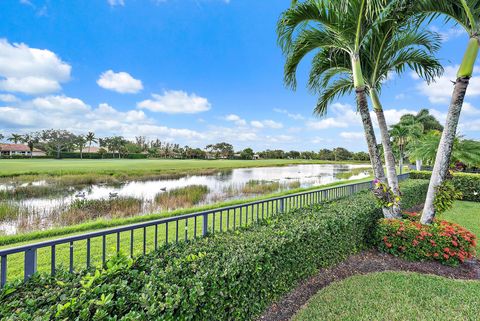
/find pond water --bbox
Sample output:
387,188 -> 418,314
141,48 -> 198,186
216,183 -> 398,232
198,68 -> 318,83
0,164 -> 371,235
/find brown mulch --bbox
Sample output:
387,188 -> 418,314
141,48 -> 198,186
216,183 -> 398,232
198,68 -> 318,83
257,250 -> 480,321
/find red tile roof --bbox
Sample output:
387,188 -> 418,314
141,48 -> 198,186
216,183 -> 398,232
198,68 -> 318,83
0,143 -> 30,152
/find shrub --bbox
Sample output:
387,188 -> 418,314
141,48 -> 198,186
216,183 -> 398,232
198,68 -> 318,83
0,180 -> 429,320
377,213 -> 477,266
410,171 -> 480,202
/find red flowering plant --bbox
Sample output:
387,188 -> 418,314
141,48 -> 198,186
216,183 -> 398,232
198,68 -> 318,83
376,212 -> 477,266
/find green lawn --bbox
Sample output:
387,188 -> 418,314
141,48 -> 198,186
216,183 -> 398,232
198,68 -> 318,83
440,201 -> 480,251
0,158 -> 366,179
293,271 -> 480,321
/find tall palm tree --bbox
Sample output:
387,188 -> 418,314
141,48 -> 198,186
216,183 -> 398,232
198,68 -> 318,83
277,0 -> 389,197
416,0 -> 480,224
8,134 -> 23,144
306,17 -> 442,213
86,132 -> 97,153
390,121 -> 423,173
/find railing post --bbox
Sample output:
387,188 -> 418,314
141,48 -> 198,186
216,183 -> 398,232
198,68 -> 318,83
24,247 -> 37,281
279,198 -> 285,213
202,213 -> 208,237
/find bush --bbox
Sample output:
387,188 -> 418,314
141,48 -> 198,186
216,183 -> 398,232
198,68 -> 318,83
410,171 -> 480,202
377,212 -> 477,266
59,152 -> 148,159
0,180 -> 429,320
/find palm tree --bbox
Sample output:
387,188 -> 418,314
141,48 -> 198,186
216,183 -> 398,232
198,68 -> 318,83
390,121 -> 423,173
417,0 -> 480,224
20,134 -> 40,159
8,134 -> 23,144
410,131 -> 480,167
277,0 -> 389,197
86,132 -> 97,153
0,133 -> 4,159
75,135 -> 87,159
305,13 -> 442,213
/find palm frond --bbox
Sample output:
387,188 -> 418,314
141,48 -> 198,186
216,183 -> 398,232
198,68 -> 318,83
315,77 -> 354,116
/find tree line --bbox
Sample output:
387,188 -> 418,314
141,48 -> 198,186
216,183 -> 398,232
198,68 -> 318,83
0,130 -> 370,161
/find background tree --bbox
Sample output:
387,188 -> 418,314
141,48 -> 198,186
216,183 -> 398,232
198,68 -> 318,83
0,133 -> 3,158
74,135 -> 87,159
20,133 -> 40,159
8,134 -> 23,144
86,132 -> 97,153
240,148 -> 255,160
41,129 -> 76,159
417,0 -> 480,224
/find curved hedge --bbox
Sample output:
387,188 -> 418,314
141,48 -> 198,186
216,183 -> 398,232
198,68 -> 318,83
410,171 -> 480,202
0,180 -> 429,321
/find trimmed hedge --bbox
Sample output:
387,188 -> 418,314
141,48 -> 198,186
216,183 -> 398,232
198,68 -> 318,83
60,152 -> 148,159
410,171 -> 480,202
0,180 -> 429,321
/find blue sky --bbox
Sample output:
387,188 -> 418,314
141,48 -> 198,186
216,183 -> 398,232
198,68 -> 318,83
0,0 -> 479,152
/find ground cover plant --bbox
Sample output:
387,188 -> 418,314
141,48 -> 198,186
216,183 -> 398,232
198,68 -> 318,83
376,212 -> 476,266
0,180 -> 429,320
293,271 -> 480,321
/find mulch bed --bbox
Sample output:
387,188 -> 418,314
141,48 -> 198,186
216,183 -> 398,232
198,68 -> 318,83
258,250 -> 480,321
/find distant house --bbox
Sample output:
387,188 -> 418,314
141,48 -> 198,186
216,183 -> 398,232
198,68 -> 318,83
0,144 -> 45,157
75,146 -> 102,153
253,154 -> 261,160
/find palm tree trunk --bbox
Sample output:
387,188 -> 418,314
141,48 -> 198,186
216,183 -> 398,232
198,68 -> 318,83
421,77 -> 470,224
370,90 -> 401,218
356,88 -> 386,183
421,37 -> 478,224
416,159 -> 422,171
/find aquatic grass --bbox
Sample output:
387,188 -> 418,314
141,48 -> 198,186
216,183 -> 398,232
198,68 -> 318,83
60,197 -> 144,225
0,176 -> 374,247
154,185 -> 209,210
0,202 -> 22,221
335,167 -> 372,180
242,180 -> 281,194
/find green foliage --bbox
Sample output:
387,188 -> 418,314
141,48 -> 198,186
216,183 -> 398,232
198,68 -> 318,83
0,180 -> 429,320
410,171 -> 480,202
377,213 -> 476,266
433,181 -> 463,214
371,179 -> 400,208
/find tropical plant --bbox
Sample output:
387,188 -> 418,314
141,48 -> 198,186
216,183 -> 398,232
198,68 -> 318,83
416,0 -> 480,224
277,0 -> 388,204
41,129 -> 76,159
85,132 -> 97,153
20,133 -> 40,159
409,131 -> 480,167
74,135 -> 87,159
277,0 -> 442,217
390,120 -> 423,173
7,134 -> 23,144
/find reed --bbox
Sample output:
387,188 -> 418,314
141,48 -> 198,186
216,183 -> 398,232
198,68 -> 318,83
154,185 -> 209,210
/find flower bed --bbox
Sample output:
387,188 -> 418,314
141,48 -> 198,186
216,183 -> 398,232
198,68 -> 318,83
377,212 -> 477,266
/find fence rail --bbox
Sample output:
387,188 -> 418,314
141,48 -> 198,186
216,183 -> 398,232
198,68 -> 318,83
0,173 -> 410,287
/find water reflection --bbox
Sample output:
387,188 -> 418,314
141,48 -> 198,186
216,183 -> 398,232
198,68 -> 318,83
0,164 -> 370,235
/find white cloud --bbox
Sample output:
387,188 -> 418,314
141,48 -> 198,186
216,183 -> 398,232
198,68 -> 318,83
273,108 -> 305,120
307,103 -> 362,130
429,26 -> 466,42
137,90 -> 211,114
0,39 -> 71,95
224,114 -> 247,126
417,65 -> 480,104
32,95 -> 90,113
250,119 -> 283,129
340,131 -> 364,140
97,70 -> 143,94
0,94 -> 18,103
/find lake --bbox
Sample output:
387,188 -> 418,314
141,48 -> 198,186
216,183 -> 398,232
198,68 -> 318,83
0,164 -> 371,235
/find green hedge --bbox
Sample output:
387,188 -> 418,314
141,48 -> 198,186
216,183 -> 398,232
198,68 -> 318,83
0,180 -> 429,320
59,152 -> 148,159
410,171 -> 480,202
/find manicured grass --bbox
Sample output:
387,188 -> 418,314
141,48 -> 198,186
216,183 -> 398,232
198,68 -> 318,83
294,272 -> 480,321
440,201 -> 480,251
0,159 -> 366,179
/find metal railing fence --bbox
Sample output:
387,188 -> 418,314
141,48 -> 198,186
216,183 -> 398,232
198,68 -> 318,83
0,173 -> 410,287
